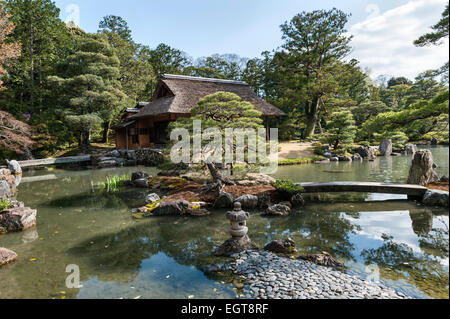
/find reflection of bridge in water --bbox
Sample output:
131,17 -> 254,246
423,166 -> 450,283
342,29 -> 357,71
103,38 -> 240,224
298,182 -> 428,198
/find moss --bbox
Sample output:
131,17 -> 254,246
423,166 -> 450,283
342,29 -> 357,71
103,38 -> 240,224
271,178 -> 304,194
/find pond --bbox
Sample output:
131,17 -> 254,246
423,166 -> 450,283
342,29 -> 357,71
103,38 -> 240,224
0,146 -> 448,299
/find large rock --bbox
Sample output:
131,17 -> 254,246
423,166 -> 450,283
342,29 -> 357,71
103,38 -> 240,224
379,139 -> 393,156
145,193 -> 160,204
214,235 -> 258,257
338,155 -> 352,162
234,195 -> 259,210
245,173 -> 276,185
214,191 -> 234,208
407,150 -> 439,186
146,200 -> 210,217
264,238 -> 296,254
0,180 -> 11,200
354,146 -> 371,158
135,149 -> 165,166
431,138 -> 438,146
422,190 -> 449,207
290,193 -> 305,208
6,160 -> 22,175
97,160 -> 118,168
263,204 -> 291,216
0,206 -> 37,233
404,144 -> 417,156
132,178 -> 149,188
132,171 -> 149,181
0,248 -> 17,266
352,153 -> 363,161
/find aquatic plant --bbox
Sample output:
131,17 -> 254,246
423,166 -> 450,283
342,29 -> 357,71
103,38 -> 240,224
97,175 -> 130,192
271,178 -> 304,194
0,199 -> 11,211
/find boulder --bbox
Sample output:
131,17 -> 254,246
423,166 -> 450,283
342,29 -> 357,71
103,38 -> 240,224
132,178 -> 149,188
234,195 -> 259,209
315,159 -> 330,164
97,160 -> 118,168
431,138 -> 438,146
6,160 -> 22,175
0,206 -> 37,233
407,150 -> 439,186
323,152 -> 332,158
264,238 -> 296,254
214,191 -> 234,209
379,139 -> 393,156
214,235 -> 258,257
145,193 -> 160,204
131,171 -> 150,181
0,180 -> 11,200
146,200 -> 210,217
338,155 -> 352,162
0,248 -> 17,266
404,144 -> 417,155
245,173 -> 276,185
439,175 -> 449,182
263,204 -> 291,216
290,193 -> 305,208
330,157 -> 339,162
422,190 -> 449,207
352,153 -> 363,161
108,150 -> 120,157
354,146 -> 371,159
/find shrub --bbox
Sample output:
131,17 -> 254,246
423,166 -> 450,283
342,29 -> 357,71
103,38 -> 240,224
359,141 -> 371,147
271,178 -> 304,194
0,199 -> 11,211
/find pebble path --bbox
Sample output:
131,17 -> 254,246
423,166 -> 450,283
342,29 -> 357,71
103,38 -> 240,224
229,250 -> 412,299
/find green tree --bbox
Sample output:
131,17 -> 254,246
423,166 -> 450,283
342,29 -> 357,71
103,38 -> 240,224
98,15 -> 155,104
3,0 -> 70,114
168,91 -> 265,179
414,4 -> 449,47
276,8 -> 353,137
48,28 -> 128,147
193,53 -> 248,80
351,100 -> 390,126
324,110 -> 356,149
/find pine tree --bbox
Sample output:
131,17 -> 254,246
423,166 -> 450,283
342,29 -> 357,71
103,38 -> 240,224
325,110 -> 356,150
48,28 -> 128,148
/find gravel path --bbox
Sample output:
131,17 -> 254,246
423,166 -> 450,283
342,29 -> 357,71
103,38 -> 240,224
229,250 -> 412,299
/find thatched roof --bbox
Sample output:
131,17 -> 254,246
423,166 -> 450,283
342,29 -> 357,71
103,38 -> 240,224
130,74 -> 286,119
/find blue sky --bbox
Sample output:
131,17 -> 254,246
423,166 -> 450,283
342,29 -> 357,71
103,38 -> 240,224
54,0 -> 449,80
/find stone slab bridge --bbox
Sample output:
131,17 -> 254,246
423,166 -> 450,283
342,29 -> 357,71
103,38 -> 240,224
17,156 -> 92,168
296,182 -> 428,198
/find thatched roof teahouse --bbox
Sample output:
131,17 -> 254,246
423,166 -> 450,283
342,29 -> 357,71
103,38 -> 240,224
113,74 -> 286,149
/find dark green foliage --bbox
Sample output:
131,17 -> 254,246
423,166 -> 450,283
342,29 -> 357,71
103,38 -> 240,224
414,4 -> 449,47
324,110 -> 357,149
271,178 -> 304,194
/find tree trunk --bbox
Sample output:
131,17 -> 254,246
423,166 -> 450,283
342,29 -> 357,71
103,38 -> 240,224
407,150 -> 439,186
304,98 -> 320,138
102,121 -> 110,143
207,163 -> 236,186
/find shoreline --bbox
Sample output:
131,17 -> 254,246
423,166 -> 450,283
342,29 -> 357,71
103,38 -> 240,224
229,250 -> 412,299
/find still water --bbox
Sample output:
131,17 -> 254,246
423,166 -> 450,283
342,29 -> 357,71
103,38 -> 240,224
0,146 -> 448,299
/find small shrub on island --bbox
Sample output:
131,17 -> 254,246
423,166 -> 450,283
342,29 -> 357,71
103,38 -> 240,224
0,199 -> 11,212
271,178 -> 304,195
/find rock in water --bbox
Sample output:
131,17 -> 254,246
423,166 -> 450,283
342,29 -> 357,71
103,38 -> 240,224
298,251 -> 344,268
214,191 -> 234,208
407,150 -> 439,186
0,248 -> 17,266
0,206 -> 37,233
354,146 -> 371,158
352,153 -> 363,161
290,193 -> 305,208
263,204 -> 291,216
404,144 -> 417,155
132,178 -> 149,188
6,160 -> 22,175
145,200 -> 210,217
422,190 -> 449,207
132,171 -> 149,181
264,238 -> 296,254
379,139 -> 392,156
431,138 -> 438,146
214,235 -> 258,257
234,195 -> 259,209
145,193 -> 160,204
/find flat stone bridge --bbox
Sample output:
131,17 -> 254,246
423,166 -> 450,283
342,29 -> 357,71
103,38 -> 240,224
297,182 -> 428,197
17,155 -> 92,168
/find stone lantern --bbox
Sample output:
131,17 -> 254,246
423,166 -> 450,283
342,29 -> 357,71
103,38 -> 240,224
226,202 -> 250,238
214,202 -> 258,257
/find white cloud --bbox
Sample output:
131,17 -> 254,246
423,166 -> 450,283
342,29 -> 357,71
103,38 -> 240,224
349,0 -> 449,80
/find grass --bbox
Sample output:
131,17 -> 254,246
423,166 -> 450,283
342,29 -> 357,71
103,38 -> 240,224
97,174 -> 130,192
0,199 -> 11,211
271,178 -> 304,194
278,157 -> 324,166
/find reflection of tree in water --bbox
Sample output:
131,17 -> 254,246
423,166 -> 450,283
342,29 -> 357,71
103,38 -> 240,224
361,233 -> 449,299
418,217 -> 449,259
409,210 -> 434,236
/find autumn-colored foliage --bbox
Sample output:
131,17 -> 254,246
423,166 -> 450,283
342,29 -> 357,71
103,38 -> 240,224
0,4 -> 21,90
0,110 -> 33,153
